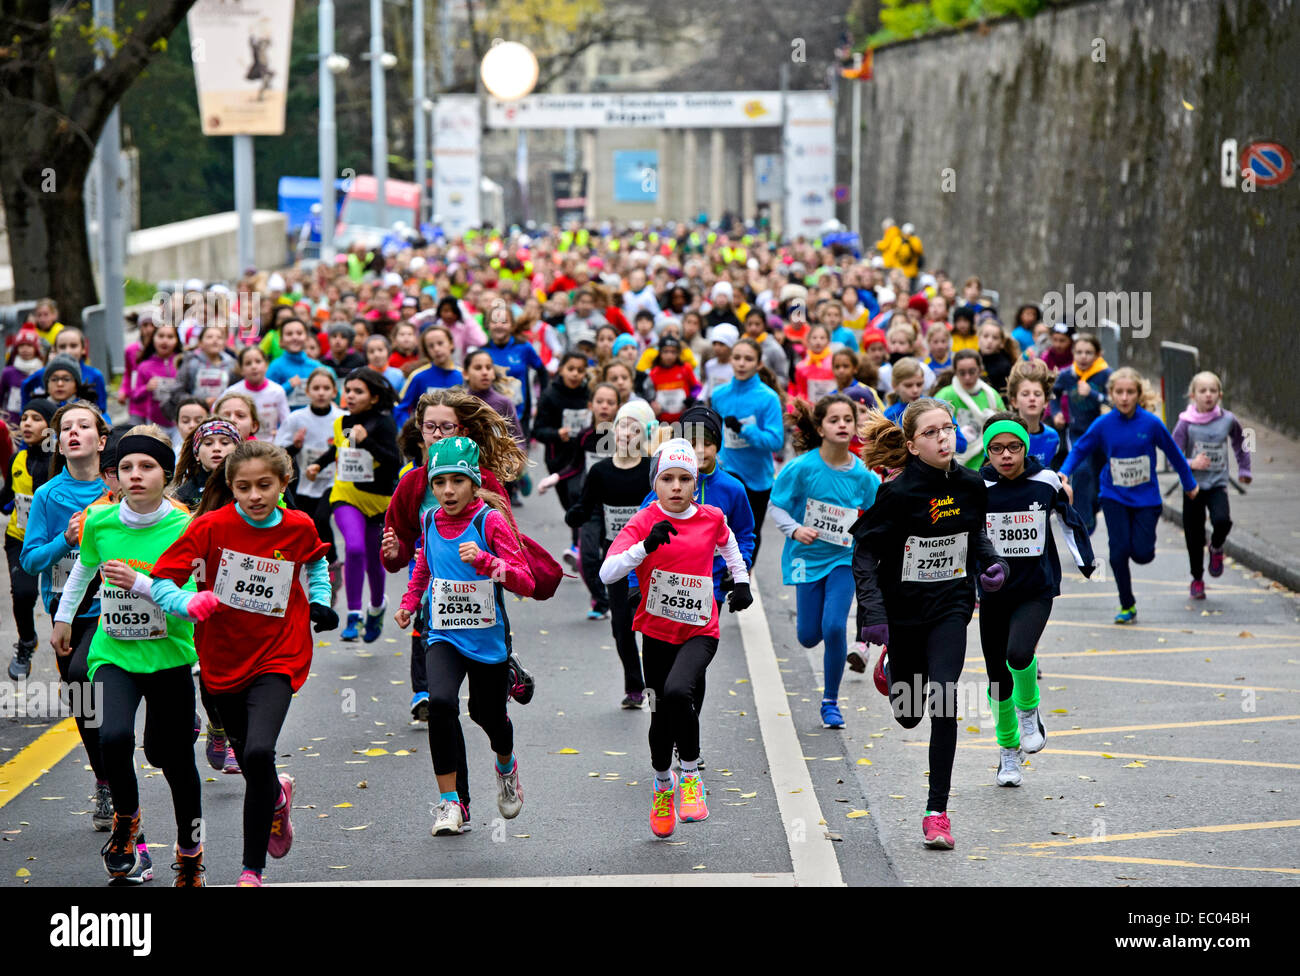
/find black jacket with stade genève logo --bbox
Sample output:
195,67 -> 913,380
850,457 -> 1005,629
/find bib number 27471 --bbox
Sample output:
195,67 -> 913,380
212,548 -> 294,617
900,533 -> 968,583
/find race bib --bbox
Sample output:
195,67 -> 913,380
431,578 -> 497,630
804,498 -> 856,548
1193,440 -> 1227,473
603,504 -> 639,540
151,377 -> 179,404
900,533 -> 967,583
99,586 -> 167,640
257,407 -> 279,436
196,367 -> 226,401
657,388 -> 687,414
1109,455 -> 1150,488
287,383 -> 310,408
5,386 -> 21,415
562,408 -> 593,432
212,548 -> 294,617
986,508 -> 1047,558
337,447 -> 374,483
806,378 -> 838,403
724,414 -> 757,450
13,493 -> 31,531
644,568 -> 712,627
51,552 -> 78,594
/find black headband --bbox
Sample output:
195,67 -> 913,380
115,435 -> 176,480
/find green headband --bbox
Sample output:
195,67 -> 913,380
984,419 -> 1031,452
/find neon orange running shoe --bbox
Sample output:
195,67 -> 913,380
676,772 -> 709,823
650,775 -> 677,838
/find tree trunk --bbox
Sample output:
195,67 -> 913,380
0,134 -> 98,332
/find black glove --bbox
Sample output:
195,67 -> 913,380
727,581 -> 753,613
723,416 -> 744,434
628,587 -> 642,610
310,603 -> 339,633
719,567 -> 735,593
642,520 -> 678,554
563,505 -> 585,529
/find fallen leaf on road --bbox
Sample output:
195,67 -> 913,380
965,726 -> 980,733
741,792 -> 758,798
968,856 -> 988,861
393,750 -> 411,756
514,834 -> 530,838
1095,802 -> 1106,808
357,780 -> 368,789
857,758 -> 872,765
552,747 -> 580,755
328,866 -> 348,870
1122,761 -> 1146,768
339,675 -> 357,680
1051,709 -> 1068,714
888,794 -> 906,799
15,868 -> 30,877
603,751 -> 627,756
691,865 -> 706,870
341,825 -> 369,831
846,810 -> 869,819
1048,686 -> 1067,691
823,756 -> 843,761
334,802 -> 353,808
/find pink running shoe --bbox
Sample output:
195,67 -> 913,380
1208,547 -> 1225,577
236,868 -> 263,887
267,774 -> 294,859
922,812 -> 955,850
873,647 -> 891,697
223,743 -> 241,775
1190,579 -> 1206,600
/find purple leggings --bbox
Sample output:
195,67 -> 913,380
333,503 -> 386,612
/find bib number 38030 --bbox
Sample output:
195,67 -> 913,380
644,568 -> 711,627
900,533 -> 968,583
432,578 -> 496,630
212,548 -> 295,617
985,509 -> 1046,558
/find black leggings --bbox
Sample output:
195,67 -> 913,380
555,473 -> 583,548
198,677 -> 223,732
95,664 -> 201,846
410,613 -> 472,809
642,634 -> 718,772
210,673 -> 294,872
578,519 -> 609,612
1184,485 -> 1231,581
5,536 -> 38,644
744,486 -> 771,565
606,576 -> 644,694
978,596 -> 1053,703
426,641 -> 513,777
301,491 -> 337,564
886,613 -> 968,813
57,616 -> 106,781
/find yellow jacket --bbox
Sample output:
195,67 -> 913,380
895,234 -> 923,278
875,226 -> 901,268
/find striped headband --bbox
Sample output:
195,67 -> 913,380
192,418 -> 242,454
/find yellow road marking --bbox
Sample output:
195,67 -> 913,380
0,718 -> 81,810
953,713 -> 1300,744
940,743 -> 1300,770
1009,853 -> 1300,876
964,666 -> 1300,694
1044,619 -> 1296,640
1006,819 -> 1300,849
1034,642 -> 1299,659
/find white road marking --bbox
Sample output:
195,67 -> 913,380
735,580 -> 845,886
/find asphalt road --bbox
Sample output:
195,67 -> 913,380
2,472 -> 1298,887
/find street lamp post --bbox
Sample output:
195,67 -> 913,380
319,0 -> 340,261
369,0 -> 390,231
413,0 -> 427,229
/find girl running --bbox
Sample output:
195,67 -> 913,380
482,303 -> 545,438
275,368 -> 343,574
851,400 -> 1009,850
305,367 -> 400,642
3,397 -> 55,680
565,399 -> 657,706
791,323 -> 838,404
979,413 -> 1094,788
935,349 -> 1005,469
710,338 -> 785,564
123,441 -> 336,886
395,325 -> 464,426
267,318 -> 329,411
22,401 -> 112,827
1060,368 -> 1198,623
1050,332 -> 1110,533
171,324 -> 238,409
394,436 -> 534,837
123,321 -> 181,432
599,439 -> 752,838
1,327 -> 44,426
883,357 -> 926,425
224,346 -> 289,440
463,349 -> 523,442
213,391 -> 261,443
172,398 -> 209,454
770,395 -> 880,729
647,336 -> 699,425
52,426 -> 205,885
534,351 -> 594,567
1172,371 -> 1252,599
1006,359 -> 1060,468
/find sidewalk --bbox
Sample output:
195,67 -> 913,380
1157,407 -> 1300,592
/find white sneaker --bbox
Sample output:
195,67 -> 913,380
432,799 -> 464,836
1017,706 -> 1046,754
495,760 -> 523,819
996,747 -> 1023,787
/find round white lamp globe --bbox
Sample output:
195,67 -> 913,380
480,41 -> 539,102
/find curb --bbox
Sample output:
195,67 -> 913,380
1160,503 -> 1300,594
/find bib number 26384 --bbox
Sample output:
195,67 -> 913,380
644,569 -> 711,627
212,548 -> 294,617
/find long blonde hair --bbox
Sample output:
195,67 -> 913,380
1107,366 -> 1158,412
860,398 -> 954,470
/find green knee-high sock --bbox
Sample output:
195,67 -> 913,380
1009,657 -> 1040,711
988,690 -> 1019,749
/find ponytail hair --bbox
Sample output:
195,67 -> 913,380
194,441 -> 293,519
861,397 -> 954,470
789,393 -> 858,453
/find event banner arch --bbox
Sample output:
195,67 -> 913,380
433,92 -> 835,236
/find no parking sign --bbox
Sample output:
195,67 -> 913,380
1241,141 -> 1294,187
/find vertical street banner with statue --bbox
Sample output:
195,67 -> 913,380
188,0 -> 296,136
783,92 -> 835,236
434,96 -> 483,237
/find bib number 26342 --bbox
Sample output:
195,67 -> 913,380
432,578 -> 496,630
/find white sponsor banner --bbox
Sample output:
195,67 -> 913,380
783,92 -> 835,236
488,92 -> 783,129
188,0 -> 295,136
434,95 -> 482,236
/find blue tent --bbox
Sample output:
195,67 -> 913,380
277,176 -> 347,240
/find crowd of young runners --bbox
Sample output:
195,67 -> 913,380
0,221 -> 1251,878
